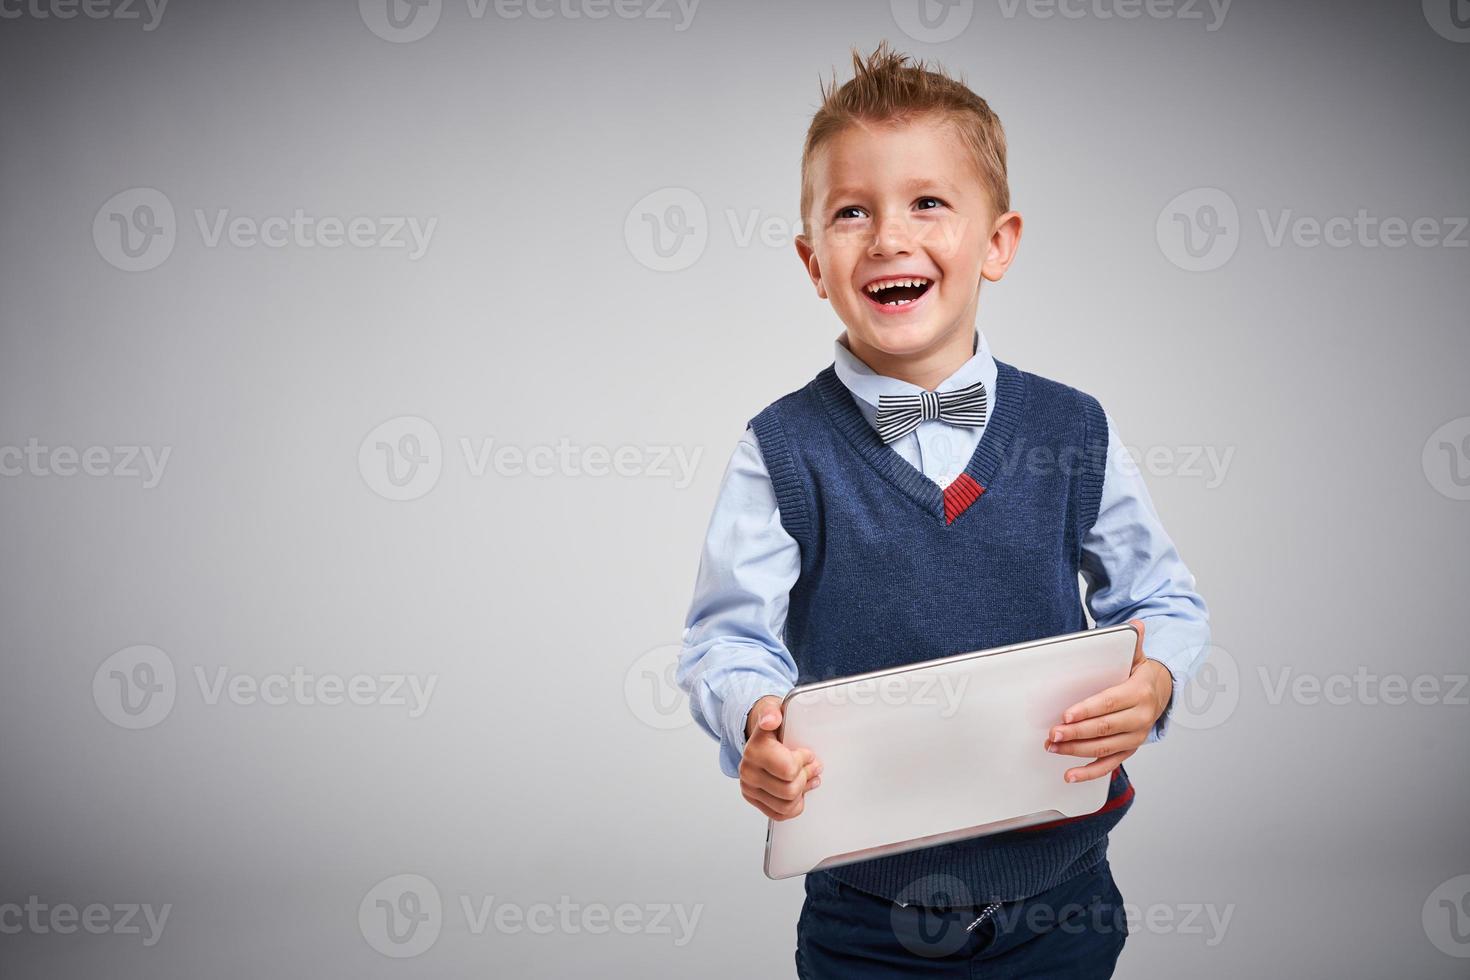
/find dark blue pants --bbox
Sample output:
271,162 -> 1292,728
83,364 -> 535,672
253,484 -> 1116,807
795,859 -> 1128,978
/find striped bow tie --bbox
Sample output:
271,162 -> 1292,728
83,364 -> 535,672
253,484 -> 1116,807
874,381 -> 988,444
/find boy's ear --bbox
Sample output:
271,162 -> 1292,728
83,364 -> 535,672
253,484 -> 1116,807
794,233 -> 828,299
981,210 -> 1024,283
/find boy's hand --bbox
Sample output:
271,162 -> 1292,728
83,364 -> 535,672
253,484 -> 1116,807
1043,620 -> 1173,783
739,695 -> 823,821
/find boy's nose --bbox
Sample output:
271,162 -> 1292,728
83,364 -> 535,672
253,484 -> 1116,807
869,217 -> 915,257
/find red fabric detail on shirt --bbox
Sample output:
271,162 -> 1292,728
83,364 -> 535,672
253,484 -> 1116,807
943,473 -> 985,524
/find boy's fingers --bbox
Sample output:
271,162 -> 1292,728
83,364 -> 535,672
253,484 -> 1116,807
1046,732 -> 1142,759
1057,677 -> 1149,731
750,740 -> 817,779
1063,750 -> 1134,783
751,760 -> 821,800
744,784 -> 807,819
740,791 -> 782,821
1054,620 -> 1151,730
1048,703 -> 1151,744
752,745 -> 804,782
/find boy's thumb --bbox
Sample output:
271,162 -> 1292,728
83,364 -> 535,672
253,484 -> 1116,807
749,695 -> 784,737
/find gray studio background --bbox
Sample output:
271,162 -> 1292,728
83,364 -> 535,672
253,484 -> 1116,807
2,0 -> 1467,976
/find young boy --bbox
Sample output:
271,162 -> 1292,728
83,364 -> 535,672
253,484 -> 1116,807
677,43 -> 1210,977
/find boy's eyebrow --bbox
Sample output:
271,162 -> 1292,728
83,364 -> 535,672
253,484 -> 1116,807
821,176 -> 961,204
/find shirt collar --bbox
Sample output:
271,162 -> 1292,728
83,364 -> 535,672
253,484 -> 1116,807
833,331 -> 997,418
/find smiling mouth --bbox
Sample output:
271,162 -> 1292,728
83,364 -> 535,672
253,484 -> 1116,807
863,277 -> 934,308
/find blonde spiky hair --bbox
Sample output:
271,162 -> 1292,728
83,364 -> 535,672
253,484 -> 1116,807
799,41 -> 1010,228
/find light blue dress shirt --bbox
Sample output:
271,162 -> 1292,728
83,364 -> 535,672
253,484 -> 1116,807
677,332 -> 1212,778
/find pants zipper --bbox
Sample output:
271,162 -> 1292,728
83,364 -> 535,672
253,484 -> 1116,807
966,902 -> 1002,933
892,898 -> 1002,934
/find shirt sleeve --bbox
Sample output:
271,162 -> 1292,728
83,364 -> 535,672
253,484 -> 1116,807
1079,409 -> 1212,744
675,427 -> 801,778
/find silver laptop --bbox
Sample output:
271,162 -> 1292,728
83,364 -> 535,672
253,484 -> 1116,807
764,623 -> 1139,879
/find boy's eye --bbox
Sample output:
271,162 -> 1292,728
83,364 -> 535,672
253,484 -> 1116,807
835,205 -> 868,220
915,197 -> 945,211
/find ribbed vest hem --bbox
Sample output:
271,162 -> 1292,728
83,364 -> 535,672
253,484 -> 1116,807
822,813 -> 1121,905
820,766 -> 1134,904
1075,393 -> 1108,538
748,410 -> 811,539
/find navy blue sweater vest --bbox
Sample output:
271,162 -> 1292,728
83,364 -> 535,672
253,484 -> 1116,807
748,358 -> 1136,904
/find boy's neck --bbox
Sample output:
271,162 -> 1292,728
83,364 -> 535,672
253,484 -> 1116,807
842,327 -> 978,392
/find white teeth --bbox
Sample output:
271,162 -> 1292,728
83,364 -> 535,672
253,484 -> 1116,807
866,277 -> 931,296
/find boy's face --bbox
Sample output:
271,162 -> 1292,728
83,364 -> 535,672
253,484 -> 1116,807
796,114 -> 1020,369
